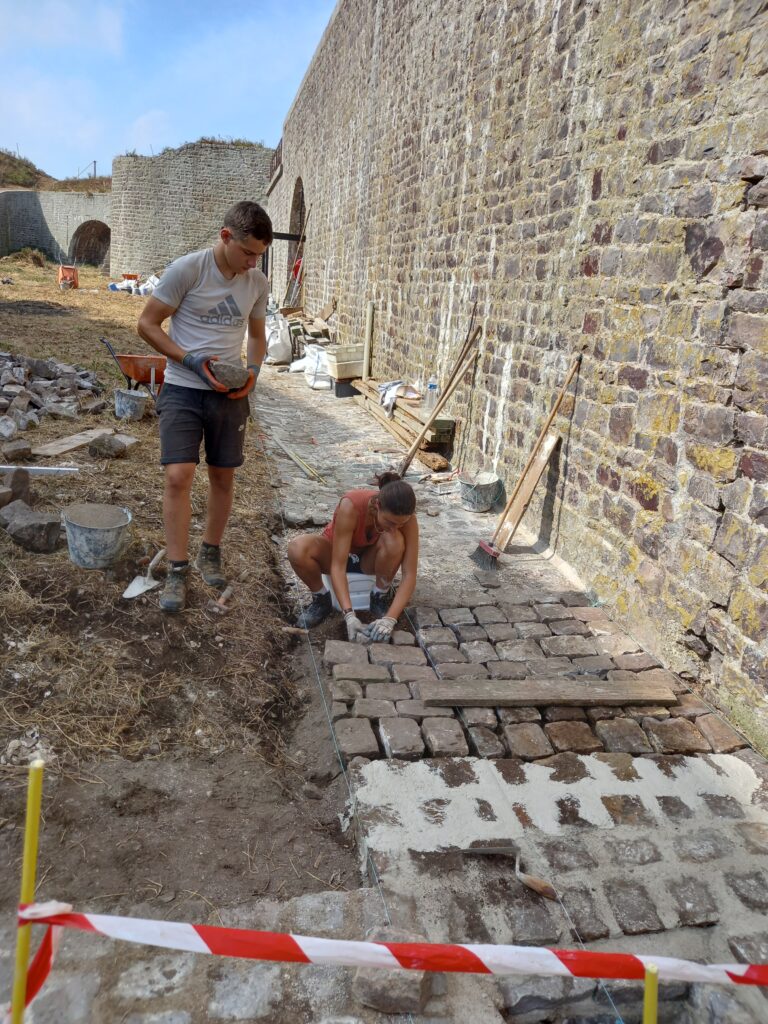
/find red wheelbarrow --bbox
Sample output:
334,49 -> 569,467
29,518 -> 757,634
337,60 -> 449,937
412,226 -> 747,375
100,337 -> 166,400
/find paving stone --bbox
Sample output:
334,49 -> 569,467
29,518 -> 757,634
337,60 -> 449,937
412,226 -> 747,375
468,726 -> 506,758
438,606 -> 475,626
459,707 -> 498,728
459,640 -> 498,662
643,717 -> 712,753
572,655 -> 615,672
695,713 -> 747,752
378,718 -> 425,760
352,698 -> 397,719
332,663 -> 390,682
601,795 -> 654,826
121,1013 -> 192,1024
497,707 -> 541,724
593,978 -> 689,1007
534,603 -> 572,621
725,870 -> 768,911
116,955 -> 195,1000
604,879 -> 664,935
638,667 -> 687,692
30,971 -> 102,1023
495,639 -> 543,661
323,640 -> 370,668
537,751 -> 591,783
570,605 -> 610,620
544,720 -> 603,754
428,643 -> 468,664
505,889 -> 561,945
496,974 -> 595,1015
364,683 -> 410,702
594,752 -> 641,781
487,661 -> 526,679
418,626 -> 457,647
452,623 -> 488,643
624,704 -> 670,720
539,635 -> 598,658
613,651 -> 662,671
737,822 -> 768,854
702,793 -> 745,819
392,630 -> 415,645
657,796 -> 694,820
595,717 -> 653,754
392,665 -> 438,684
369,644 -> 426,666
547,618 -> 591,636
606,839 -> 661,865
208,961 -> 283,1020
586,705 -> 623,723
436,662 -> 489,678
395,700 -> 454,720
728,932 -> 768,967
673,829 -> 735,862
539,837 -> 598,872
559,888 -> 610,941
473,568 -> 502,587
499,603 -> 538,622
668,877 -> 719,927
669,692 -> 710,718
593,634 -> 642,657
484,622 -> 517,642
411,606 -> 440,627
559,592 -> 590,606
472,605 -> 507,624
524,657 -> 574,676
0,485 -> 12,508
422,717 -> 469,756
502,723 -> 554,760
543,706 -> 587,722
331,702 -> 348,722
515,621 -> 552,638
334,718 -> 380,762
352,927 -> 432,1012
330,679 -> 363,702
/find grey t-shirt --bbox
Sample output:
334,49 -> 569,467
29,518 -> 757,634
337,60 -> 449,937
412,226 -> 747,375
153,248 -> 268,390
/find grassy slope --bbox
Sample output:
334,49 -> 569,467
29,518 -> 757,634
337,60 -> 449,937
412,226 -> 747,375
0,148 -> 110,191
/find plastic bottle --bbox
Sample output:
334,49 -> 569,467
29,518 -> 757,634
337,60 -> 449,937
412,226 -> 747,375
423,374 -> 439,412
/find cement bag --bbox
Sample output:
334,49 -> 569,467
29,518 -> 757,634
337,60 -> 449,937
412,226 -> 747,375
303,344 -> 332,390
265,316 -> 292,364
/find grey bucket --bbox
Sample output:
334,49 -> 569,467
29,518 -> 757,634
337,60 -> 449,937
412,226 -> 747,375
63,503 -> 132,569
458,471 -> 503,513
114,388 -> 148,421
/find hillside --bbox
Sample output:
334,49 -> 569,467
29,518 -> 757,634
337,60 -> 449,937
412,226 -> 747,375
0,148 -> 110,192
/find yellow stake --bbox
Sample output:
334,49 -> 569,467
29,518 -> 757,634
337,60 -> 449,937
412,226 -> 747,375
642,962 -> 659,1024
10,759 -> 45,1024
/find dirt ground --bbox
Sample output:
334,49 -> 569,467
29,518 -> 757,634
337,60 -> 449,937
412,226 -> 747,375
0,253 -> 358,919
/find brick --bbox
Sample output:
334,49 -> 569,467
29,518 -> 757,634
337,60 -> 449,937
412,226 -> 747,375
364,683 -> 410,702
674,829 -> 735,862
643,717 -> 712,753
378,718 -> 425,761
543,706 -> 587,722
502,723 -> 554,760
484,622 -> 518,642
725,871 -> 768,911
335,718 -> 380,763
497,707 -> 541,724
538,837 -> 597,872
468,726 -> 506,758
544,721 -> 603,754
459,640 -> 498,662
422,718 -> 469,756
539,636 -> 598,658
323,640 -> 370,668
369,644 -> 427,666
460,707 -> 498,729
352,698 -> 397,719
548,618 -> 591,636
606,839 -> 660,865
668,877 -> 719,927
560,888 -> 610,941
613,652 -> 661,671
472,605 -> 507,624
418,626 -> 456,647
332,663 -> 390,682
695,713 -> 746,752
604,880 -> 664,935
595,718 -> 653,754
392,630 -> 415,646
330,679 -> 363,702
428,644 -> 468,664
495,640 -> 543,661
395,700 -> 453,720
438,607 -> 475,625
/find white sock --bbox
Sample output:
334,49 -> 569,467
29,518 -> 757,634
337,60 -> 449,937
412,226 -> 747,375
312,585 -> 329,595
372,585 -> 387,595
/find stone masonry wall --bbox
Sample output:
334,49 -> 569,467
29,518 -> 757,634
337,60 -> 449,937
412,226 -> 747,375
110,141 -> 273,277
268,0 -> 768,735
0,190 -> 111,262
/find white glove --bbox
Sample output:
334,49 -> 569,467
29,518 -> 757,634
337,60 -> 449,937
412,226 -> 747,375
367,616 -> 397,642
345,611 -> 368,643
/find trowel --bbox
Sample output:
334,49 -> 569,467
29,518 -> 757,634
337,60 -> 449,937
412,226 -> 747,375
123,549 -> 166,599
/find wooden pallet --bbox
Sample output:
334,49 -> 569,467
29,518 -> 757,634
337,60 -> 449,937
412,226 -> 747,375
352,378 -> 455,444
353,395 -> 449,471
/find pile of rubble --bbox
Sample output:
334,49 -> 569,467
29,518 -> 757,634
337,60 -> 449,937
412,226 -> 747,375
0,468 -> 61,553
0,351 -> 105,461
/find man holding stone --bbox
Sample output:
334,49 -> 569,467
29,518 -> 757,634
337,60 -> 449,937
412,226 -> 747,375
137,200 -> 272,613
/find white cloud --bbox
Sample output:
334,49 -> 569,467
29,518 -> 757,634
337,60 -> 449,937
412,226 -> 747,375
0,1 -> 124,55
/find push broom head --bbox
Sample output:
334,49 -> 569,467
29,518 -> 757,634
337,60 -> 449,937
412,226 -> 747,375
469,538 -> 501,570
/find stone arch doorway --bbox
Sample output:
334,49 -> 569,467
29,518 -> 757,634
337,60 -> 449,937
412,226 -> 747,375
287,178 -> 306,290
70,220 -> 111,269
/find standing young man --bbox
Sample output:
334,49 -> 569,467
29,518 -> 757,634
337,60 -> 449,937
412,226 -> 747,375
137,200 -> 272,613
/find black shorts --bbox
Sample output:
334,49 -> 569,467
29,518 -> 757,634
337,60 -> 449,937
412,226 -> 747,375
157,384 -> 250,468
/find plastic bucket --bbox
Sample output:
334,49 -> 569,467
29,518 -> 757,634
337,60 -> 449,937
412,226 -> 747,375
114,388 -> 148,420
63,503 -> 132,569
321,572 -> 377,612
458,471 -> 503,513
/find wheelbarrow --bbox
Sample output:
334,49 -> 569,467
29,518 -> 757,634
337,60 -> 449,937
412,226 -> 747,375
100,337 -> 166,401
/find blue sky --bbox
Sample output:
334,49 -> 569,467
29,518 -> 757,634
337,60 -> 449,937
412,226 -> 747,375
0,0 -> 336,179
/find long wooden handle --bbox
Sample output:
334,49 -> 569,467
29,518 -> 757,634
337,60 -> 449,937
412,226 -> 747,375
490,353 -> 582,544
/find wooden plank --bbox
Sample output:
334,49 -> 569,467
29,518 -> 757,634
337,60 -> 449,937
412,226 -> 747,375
353,397 -> 450,471
417,677 -> 678,708
31,428 -> 114,458
353,377 -> 454,436
495,434 -> 559,552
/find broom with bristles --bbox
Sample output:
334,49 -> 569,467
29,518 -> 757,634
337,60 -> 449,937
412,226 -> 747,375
470,353 -> 582,570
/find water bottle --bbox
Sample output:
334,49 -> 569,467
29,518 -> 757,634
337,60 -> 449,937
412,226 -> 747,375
423,374 -> 439,412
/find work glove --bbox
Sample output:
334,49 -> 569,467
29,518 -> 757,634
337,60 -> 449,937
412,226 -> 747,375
366,616 -> 397,643
344,611 -> 368,644
226,366 -> 258,400
181,352 -> 228,392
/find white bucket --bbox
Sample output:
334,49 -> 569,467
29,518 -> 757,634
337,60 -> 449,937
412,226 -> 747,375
114,388 -> 148,421
321,572 -> 377,612
63,503 -> 132,569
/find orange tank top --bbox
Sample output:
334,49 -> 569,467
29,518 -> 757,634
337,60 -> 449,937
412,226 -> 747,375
322,489 -> 381,550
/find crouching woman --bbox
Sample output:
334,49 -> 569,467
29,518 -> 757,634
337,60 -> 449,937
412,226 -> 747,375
287,472 -> 418,643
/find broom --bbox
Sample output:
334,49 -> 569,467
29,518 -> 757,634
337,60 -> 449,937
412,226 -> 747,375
469,353 -> 582,570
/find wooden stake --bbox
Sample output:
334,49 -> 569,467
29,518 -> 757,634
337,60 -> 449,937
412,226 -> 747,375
642,963 -> 659,1024
11,759 -> 45,1024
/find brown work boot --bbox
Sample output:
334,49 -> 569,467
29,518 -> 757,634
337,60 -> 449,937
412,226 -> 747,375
160,563 -> 189,613
195,543 -> 227,588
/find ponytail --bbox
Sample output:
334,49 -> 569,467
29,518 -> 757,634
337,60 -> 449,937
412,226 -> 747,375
376,472 -> 416,516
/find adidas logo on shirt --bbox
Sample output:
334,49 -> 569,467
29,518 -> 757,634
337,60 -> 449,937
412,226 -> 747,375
200,295 -> 244,326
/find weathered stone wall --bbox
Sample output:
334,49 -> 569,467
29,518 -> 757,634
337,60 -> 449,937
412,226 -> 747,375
110,141 -> 273,276
0,190 -> 111,262
269,0 -> 768,732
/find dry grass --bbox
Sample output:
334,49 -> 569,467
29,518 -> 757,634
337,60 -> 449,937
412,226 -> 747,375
0,255 -> 298,772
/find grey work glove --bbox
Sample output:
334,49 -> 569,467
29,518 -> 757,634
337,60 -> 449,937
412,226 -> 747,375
344,611 -> 368,644
366,616 -> 397,642
181,352 -> 228,391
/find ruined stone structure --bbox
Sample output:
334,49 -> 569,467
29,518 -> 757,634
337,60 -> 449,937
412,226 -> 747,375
110,140 -> 273,276
268,0 -> 768,736
0,190 -> 111,265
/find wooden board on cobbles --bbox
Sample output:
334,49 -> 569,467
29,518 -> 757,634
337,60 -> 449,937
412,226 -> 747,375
417,677 -> 678,707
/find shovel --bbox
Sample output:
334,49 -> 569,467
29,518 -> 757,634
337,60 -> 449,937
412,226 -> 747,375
123,549 -> 166,599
